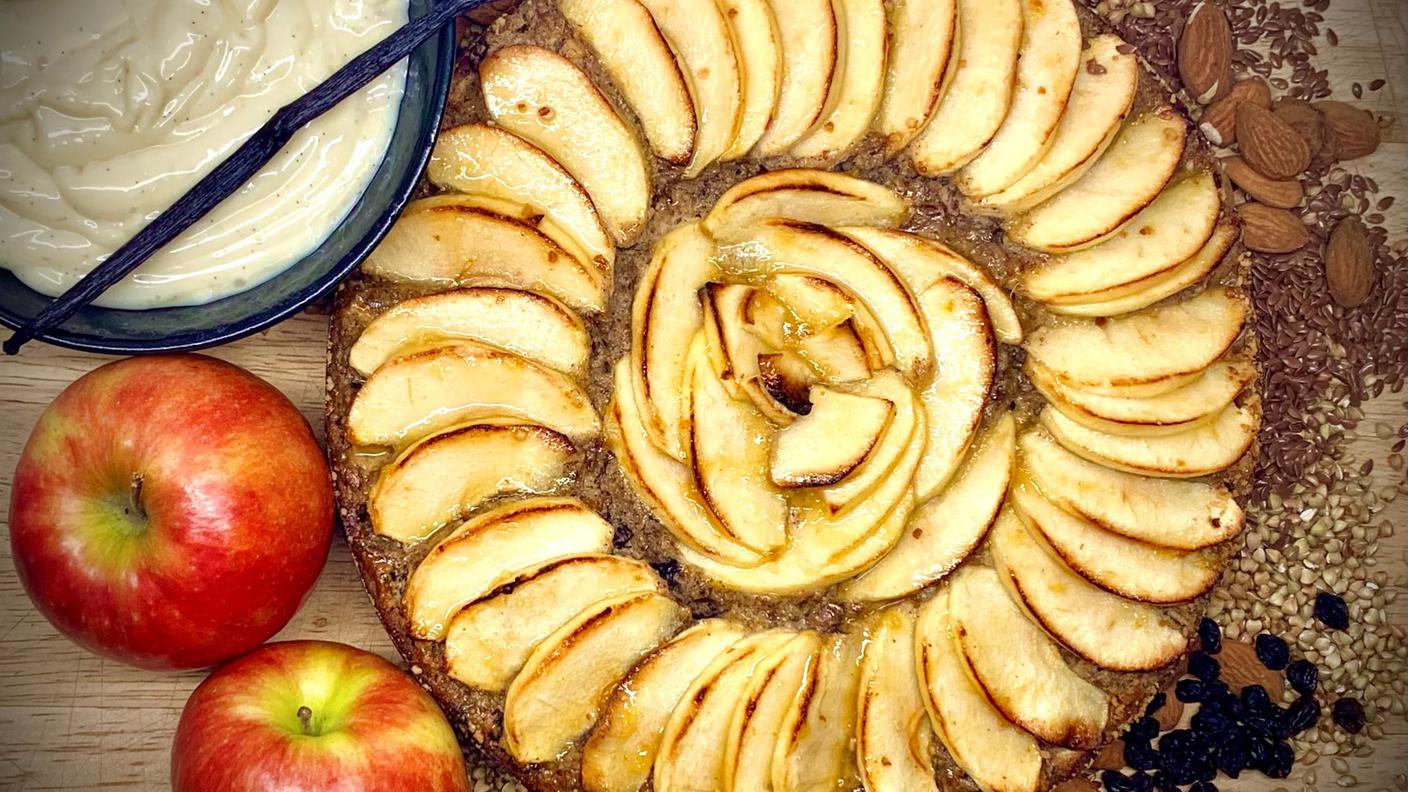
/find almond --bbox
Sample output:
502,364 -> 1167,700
1218,638 -> 1286,699
1314,101 -> 1381,161
1273,98 -> 1328,157
1325,216 -> 1374,307
1236,103 -> 1311,179
1091,741 -> 1125,770
1200,78 -> 1271,146
1153,686 -> 1186,731
1177,2 -> 1233,104
1223,156 -> 1303,208
1053,780 -> 1100,792
1238,202 -> 1310,253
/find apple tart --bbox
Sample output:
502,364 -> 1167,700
325,0 -> 1258,789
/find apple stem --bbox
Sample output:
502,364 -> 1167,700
297,706 -> 314,736
126,473 -> 147,522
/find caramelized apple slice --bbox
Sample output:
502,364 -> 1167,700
1031,356 -> 1256,437
719,0 -> 783,158
723,632 -> 823,792
1051,222 -> 1238,317
701,283 -> 801,424
755,0 -> 838,156
771,385 -> 893,487
797,320 -> 873,382
771,631 -> 865,792
790,0 -> 888,161
820,371 -> 919,513
757,351 -> 818,413
704,169 -> 909,243
1041,401 -> 1257,478
875,0 -> 959,153
949,565 -> 1109,748
856,604 -> 939,791
503,591 -> 687,763
404,498 -> 613,640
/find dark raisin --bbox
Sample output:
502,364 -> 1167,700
1102,770 -> 1137,792
1130,773 -> 1155,792
1263,741 -> 1294,778
1150,772 -> 1179,792
1190,782 -> 1219,792
1241,684 -> 1272,714
1286,659 -> 1318,694
1175,678 -> 1207,703
1127,716 -> 1161,741
1284,694 -> 1321,735
650,558 -> 681,581
1215,739 -> 1248,778
1254,633 -> 1290,670
1198,617 -> 1222,654
1145,691 -> 1168,718
1189,650 -> 1221,681
1332,697 -> 1366,733
1126,740 -> 1159,771
1314,592 -> 1350,630
612,524 -> 633,546
1244,735 -> 1272,770
1192,703 -> 1235,735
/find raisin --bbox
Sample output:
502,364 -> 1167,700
1286,659 -> 1318,694
1126,716 -> 1161,741
1284,694 -> 1321,735
1215,739 -> 1248,778
1198,617 -> 1222,654
1332,697 -> 1366,733
1254,633 -> 1290,670
649,558 -> 681,581
1190,782 -> 1219,792
1175,679 -> 1207,703
1189,650 -> 1221,681
612,524 -> 633,546
1145,691 -> 1168,718
1263,741 -> 1294,778
1102,770 -> 1137,792
1314,592 -> 1350,630
1241,684 -> 1272,714
1125,740 -> 1159,771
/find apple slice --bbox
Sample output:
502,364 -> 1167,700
765,273 -> 852,328
1051,222 -> 1238,318
607,359 -> 767,567
636,0 -> 742,176
839,413 -> 1015,602
369,422 -> 574,544
757,352 -> 816,416
1021,172 -> 1222,303
755,0 -> 838,156
838,226 -> 1024,344
346,342 -> 599,448
819,371 -> 919,513
444,554 -> 663,691
742,220 -> 930,383
1010,484 -> 1221,603
719,0 -> 783,159
789,0 -> 888,161
1023,287 -> 1250,395
1020,429 -> 1244,550
654,631 -> 798,792
631,223 -> 720,460
980,34 -> 1139,212
875,0 -> 959,153
797,320 -> 873,382
690,338 -> 789,554
559,0 -> 697,164
915,587 -> 1043,792
723,632 -> 823,792
771,385 -> 893,487
349,288 -> 589,378
991,510 -> 1186,670
1006,108 -> 1189,252
701,284 -> 800,424
955,0 -> 1083,197
503,591 -> 687,763
361,196 -> 604,313
908,0 -> 1024,174
949,565 -> 1109,748
428,123 -> 613,272
1032,355 -> 1257,437
1041,401 -> 1257,479
771,631 -> 865,792
404,498 -> 613,640
855,604 -> 938,791
704,169 -> 909,243
480,46 -> 651,244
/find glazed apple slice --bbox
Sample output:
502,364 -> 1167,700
796,321 -> 873,382
765,273 -> 852,327
1051,222 -> 1239,317
789,0 -> 888,161
1019,429 -> 1244,550
980,34 -> 1139,212
955,0 -> 1083,197
704,169 -> 909,243
701,284 -> 801,424
771,631 -> 865,792
757,351 -> 818,413
723,632 -> 822,792
1010,484 -> 1221,603
654,632 -> 798,792
444,554 -> 663,691
1040,401 -> 1258,478
874,0 -> 958,153
817,373 -> 918,515
949,565 -> 1109,749
349,288 -> 589,378
503,591 -> 687,763
369,422 -> 574,544
855,604 -> 939,791
1023,287 -> 1250,395
607,359 -> 767,567
991,510 -> 1186,671
754,0 -> 837,156
636,0 -> 742,176
428,124 -> 614,272
559,0 -> 697,164
915,587 -> 1043,792
480,46 -> 651,244
404,498 -> 613,640
838,412 -> 1015,602
1022,172 -> 1222,303
719,0 -> 783,158
361,195 -> 604,313
908,0 -> 1024,174
1006,109 -> 1189,252
771,386 -> 893,487
346,341 -> 599,448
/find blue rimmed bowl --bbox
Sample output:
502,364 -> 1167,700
0,0 -> 454,354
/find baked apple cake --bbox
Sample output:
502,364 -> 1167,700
325,0 -> 1259,789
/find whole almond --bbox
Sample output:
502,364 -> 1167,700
1238,202 -> 1310,253
1153,686 -> 1186,731
1314,101 -> 1380,161
1224,156 -> 1303,208
1178,2 -> 1233,104
1273,98 -> 1328,157
1325,216 -> 1374,307
1218,638 -> 1286,699
1200,78 -> 1272,146
1091,741 -> 1125,770
1237,103 -> 1312,179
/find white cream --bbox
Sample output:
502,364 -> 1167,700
0,0 -> 408,309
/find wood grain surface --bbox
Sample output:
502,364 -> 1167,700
1,1 -> 1406,788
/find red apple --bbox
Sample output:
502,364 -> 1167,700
172,640 -> 470,792
8,354 -> 333,670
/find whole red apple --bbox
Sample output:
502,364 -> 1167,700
172,640 -> 469,792
8,354 -> 333,670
